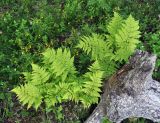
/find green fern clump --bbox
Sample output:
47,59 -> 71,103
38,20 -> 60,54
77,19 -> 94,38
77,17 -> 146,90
12,12 -> 140,117
12,48 -> 103,110
77,12 -> 140,77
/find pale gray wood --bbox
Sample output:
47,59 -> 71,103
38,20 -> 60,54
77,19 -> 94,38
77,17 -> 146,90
85,50 -> 160,123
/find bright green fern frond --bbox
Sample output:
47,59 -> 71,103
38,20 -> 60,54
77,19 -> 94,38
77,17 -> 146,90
42,48 -> 56,65
50,48 -> 76,82
12,47 -> 79,111
77,33 -> 112,60
89,59 -> 116,78
44,82 -> 72,109
99,59 -> 117,78
44,84 -> 58,108
69,81 -> 83,102
56,82 -> 71,101
88,60 -> 102,72
81,62 -> 103,107
23,72 -> 32,82
107,12 -> 123,35
42,48 -> 76,82
77,13 -> 140,79
106,12 -> 123,49
82,72 -> 103,107
45,95 -> 57,109
12,84 -> 42,110
114,15 -> 140,61
31,64 -> 50,85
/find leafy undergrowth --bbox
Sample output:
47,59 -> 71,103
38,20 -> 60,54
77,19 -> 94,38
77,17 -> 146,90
11,12 -> 140,122
0,0 -> 160,122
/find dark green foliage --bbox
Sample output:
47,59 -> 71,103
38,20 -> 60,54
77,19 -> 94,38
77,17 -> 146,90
0,0 -> 160,122
101,117 -> 112,123
0,81 -> 13,122
144,32 -> 160,80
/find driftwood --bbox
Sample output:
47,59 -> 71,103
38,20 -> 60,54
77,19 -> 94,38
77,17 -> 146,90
85,50 -> 160,123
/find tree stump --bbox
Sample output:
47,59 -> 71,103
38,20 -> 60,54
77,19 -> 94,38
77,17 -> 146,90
85,50 -> 160,123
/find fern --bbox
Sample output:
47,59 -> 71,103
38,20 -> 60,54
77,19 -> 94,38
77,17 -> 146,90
77,33 -> 116,77
12,84 -> 42,110
81,61 -> 103,107
77,33 -> 114,62
107,12 -> 123,36
77,13 -> 140,77
30,64 -> 50,85
114,15 -> 140,61
12,13 -> 141,118
106,12 -> 123,49
12,48 -> 104,111
43,48 -> 76,82
44,82 -> 72,108
12,48 -> 78,110
44,83 -> 58,108
42,48 -> 56,65
99,59 -> 117,77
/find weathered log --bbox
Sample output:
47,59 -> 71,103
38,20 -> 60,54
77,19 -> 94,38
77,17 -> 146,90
85,50 -> 160,123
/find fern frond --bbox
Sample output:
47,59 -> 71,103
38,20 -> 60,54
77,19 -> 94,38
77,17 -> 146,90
30,64 -> 50,85
69,81 -> 83,102
88,60 -> 102,72
99,59 -> 117,78
12,84 -> 42,110
44,84 -> 58,108
114,15 -> 140,61
81,62 -> 103,107
77,33 -> 116,77
42,48 -> 77,82
107,12 -> 123,35
44,82 -> 72,108
42,48 -> 56,65
12,47 -> 79,110
23,72 -> 32,82
82,71 -> 103,107
50,48 -> 76,82
106,12 -> 123,49
77,33 -> 111,60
